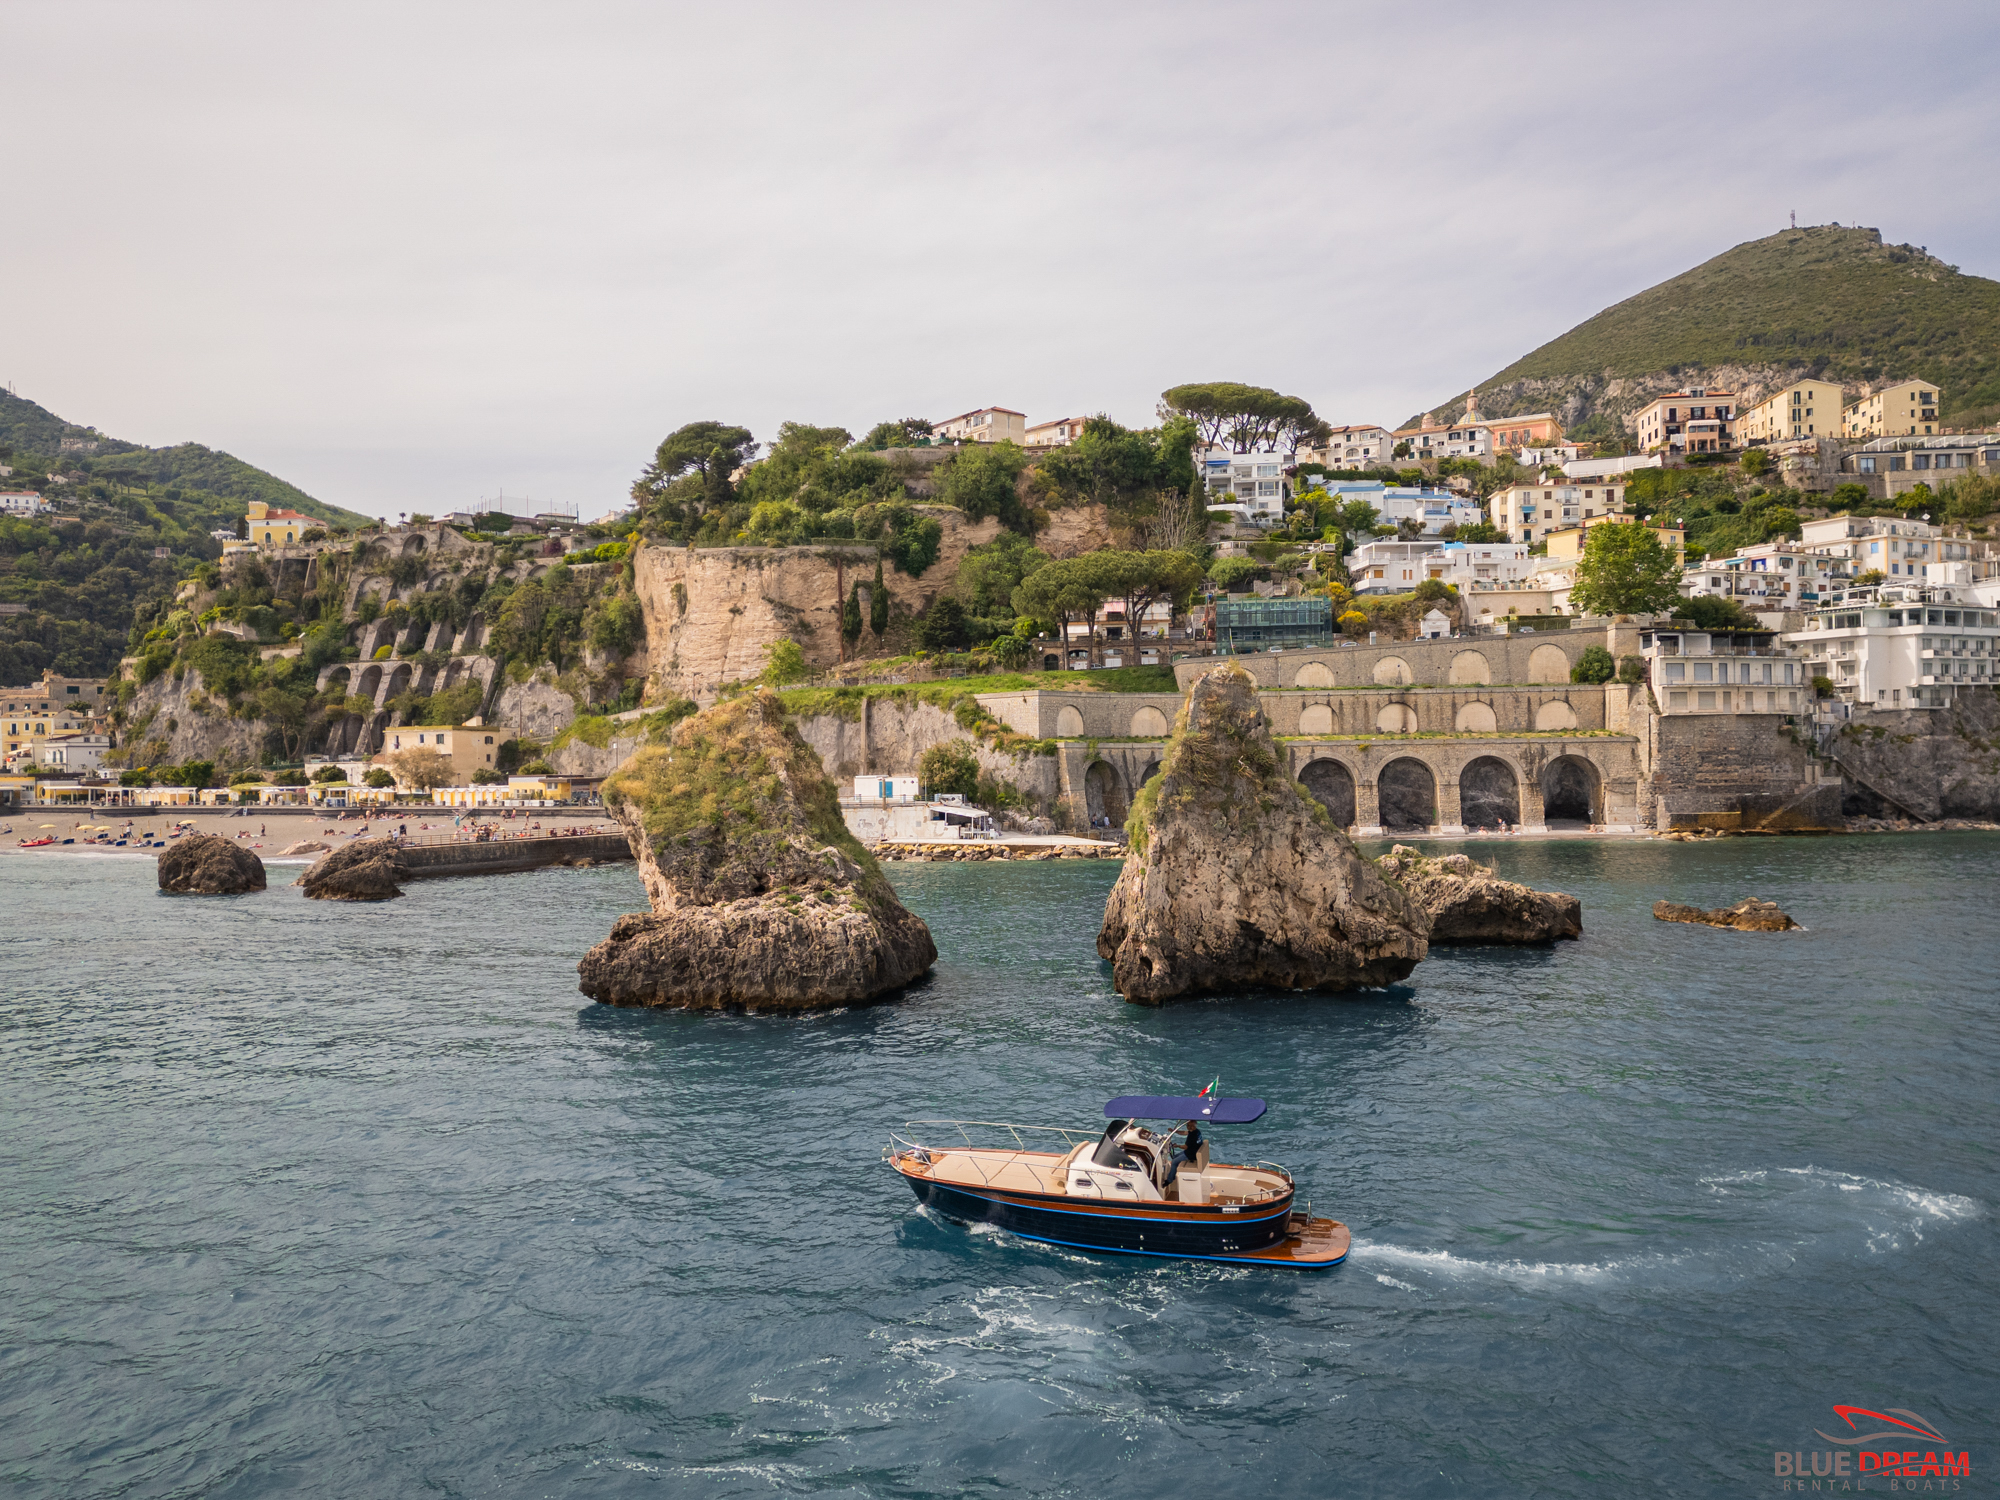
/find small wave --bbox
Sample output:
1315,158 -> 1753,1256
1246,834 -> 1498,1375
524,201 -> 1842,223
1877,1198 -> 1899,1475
1374,1274 -> 1418,1292
1351,1240 -> 1664,1287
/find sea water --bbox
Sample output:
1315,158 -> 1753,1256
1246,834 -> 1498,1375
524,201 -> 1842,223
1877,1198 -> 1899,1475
1,836 -> 1995,1497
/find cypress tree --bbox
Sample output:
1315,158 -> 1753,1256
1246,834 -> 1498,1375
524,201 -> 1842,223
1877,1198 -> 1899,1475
870,558 -> 888,635
842,582 -> 863,649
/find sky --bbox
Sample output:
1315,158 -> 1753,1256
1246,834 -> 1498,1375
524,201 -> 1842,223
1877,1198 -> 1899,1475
5,0 -> 1999,522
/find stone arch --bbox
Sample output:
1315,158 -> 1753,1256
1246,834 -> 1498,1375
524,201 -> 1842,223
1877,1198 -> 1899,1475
1459,755 -> 1520,829
1084,760 -> 1127,827
1373,655 -> 1412,686
1534,699 -> 1579,731
1299,703 -> 1334,736
383,663 -> 413,707
1376,703 -> 1416,733
1043,653 -> 1061,672
1378,757 -> 1436,831
1528,643 -> 1571,683
1454,701 -> 1497,733
400,533 -> 427,556
354,663 -> 383,704
1130,706 -> 1170,736
320,664 -> 352,696
1299,758 -> 1356,827
1541,754 -> 1602,824
1056,705 -> 1085,737
1293,661 -> 1335,688
1448,650 -> 1492,684
1140,759 -> 1161,789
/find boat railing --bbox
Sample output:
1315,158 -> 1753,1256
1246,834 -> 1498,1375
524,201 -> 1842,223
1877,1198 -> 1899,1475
885,1120 -> 1100,1189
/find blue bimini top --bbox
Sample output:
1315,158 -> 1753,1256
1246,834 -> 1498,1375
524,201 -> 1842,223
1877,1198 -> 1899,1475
1104,1095 -> 1266,1124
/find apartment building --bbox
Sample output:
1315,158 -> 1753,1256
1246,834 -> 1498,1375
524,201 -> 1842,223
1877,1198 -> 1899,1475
1838,434 -> 2000,501
1308,479 -> 1481,534
1783,584 -> 1998,708
1632,390 -> 1737,455
1680,542 -> 1854,612
1488,480 -> 1629,543
1198,447 -> 1290,523
1640,625 -> 1810,717
935,408 -> 1027,444
1348,539 -> 1450,594
1484,413 -> 1565,450
1024,416 -> 1087,448
1542,514 -> 1686,568
1843,380 -> 1940,439
1796,515 -> 1972,580
1737,380 -> 1845,445
1393,418 -> 1490,461
1311,424 -> 1394,468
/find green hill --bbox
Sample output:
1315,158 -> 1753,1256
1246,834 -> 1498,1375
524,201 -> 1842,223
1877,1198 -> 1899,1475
1420,225 -> 2000,437
0,388 -> 370,527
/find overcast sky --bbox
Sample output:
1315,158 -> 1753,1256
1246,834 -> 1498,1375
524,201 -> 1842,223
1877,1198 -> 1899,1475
6,0 -> 1998,521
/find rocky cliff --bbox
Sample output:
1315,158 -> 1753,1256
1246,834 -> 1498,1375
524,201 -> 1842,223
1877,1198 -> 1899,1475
578,689 -> 936,1012
1827,689 -> 2000,821
1376,847 -> 1580,944
1096,664 -> 1428,1003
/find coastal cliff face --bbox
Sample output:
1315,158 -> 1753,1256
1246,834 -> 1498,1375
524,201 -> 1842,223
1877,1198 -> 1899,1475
578,689 -> 936,1012
1096,664 -> 1428,1003
1828,688 -> 2000,821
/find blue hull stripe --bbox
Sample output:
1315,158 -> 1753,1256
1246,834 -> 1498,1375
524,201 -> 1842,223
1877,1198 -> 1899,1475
921,1180 -> 1292,1228
1006,1225 -> 1346,1270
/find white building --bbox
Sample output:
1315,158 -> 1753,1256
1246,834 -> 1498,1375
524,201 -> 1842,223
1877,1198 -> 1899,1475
1306,479 -> 1480,534
1348,539 -> 1446,594
0,491 -> 51,516
1796,516 -> 1971,582
1489,481 -> 1629,544
1563,454 -> 1663,481
1198,446 -> 1291,524
1024,416 -> 1087,448
1783,584 -> 1998,709
1680,542 -> 1855,614
1310,424 -> 1394,468
34,733 -> 112,772
1639,626 -> 1810,717
1514,442 -> 1584,467
1434,541 -> 1536,589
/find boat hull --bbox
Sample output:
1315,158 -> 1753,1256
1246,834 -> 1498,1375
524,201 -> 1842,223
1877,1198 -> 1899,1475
902,1172 -> 1344,1268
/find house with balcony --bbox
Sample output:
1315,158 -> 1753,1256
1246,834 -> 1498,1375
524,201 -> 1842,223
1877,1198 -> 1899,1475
1199,447 -> 1291,524
1840,434 -> 2000,501
1796,515 -> 1970,581
1680,542 -> 1854,617
935,407 -> 1027,444
1632,390 -> 1737,455
1639,626 -> 1810,716
1843,380 -> 1941,439
1304,424 -> 1394,468
1782,584 -> 1999,708
1737,380 -> 1843,446
1488,480 -> 1630,543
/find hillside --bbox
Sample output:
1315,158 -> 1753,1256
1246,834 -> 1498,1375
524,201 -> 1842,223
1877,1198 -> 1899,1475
1418,226 -> 2000,438
0,388 -> 369,527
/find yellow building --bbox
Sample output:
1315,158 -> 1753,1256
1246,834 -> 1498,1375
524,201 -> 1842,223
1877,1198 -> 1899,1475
245,500 -> 312,546
935,407 -> 1027,444
1842,380 -> 1940,439
1737,379 -> 1845,445
379,724 -> 503,786
1543,514 -> 1686,567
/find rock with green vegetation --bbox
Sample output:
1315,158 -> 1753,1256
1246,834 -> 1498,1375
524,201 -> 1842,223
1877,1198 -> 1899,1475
1653,897 -> 1799,932
298,838 -> 407,901
578,688 -> 936,1012
1096,663 -> 1427,1003
1376,846 -> 1580,945
157,833 -> 266,894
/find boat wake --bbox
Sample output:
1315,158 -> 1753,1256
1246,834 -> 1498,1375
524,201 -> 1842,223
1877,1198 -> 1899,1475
1352,1166 -> 1981,1294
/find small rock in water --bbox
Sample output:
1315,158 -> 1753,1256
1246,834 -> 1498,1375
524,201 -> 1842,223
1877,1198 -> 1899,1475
157,833 -> 266,895
1652,897 -> 1800,932
1379,845 -> 1581,945
298,838 -> 408,901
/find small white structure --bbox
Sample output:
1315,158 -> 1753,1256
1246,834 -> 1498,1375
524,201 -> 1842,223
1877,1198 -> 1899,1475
34,733 -> 111,772
853,775 -> 920,803
0,492 -> 51,516
1418,608 -> 1453,639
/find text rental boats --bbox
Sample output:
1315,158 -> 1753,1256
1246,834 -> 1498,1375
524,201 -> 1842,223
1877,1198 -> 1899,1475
885,1094 -> 1350,1268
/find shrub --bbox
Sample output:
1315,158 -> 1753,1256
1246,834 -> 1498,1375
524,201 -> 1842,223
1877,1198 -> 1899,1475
470,766 -> 506,784
1207,557 -> 1259,591
273,770 -> 310,786
311,765 -> 348,783
1570,645 -> 1617,684
1616,654 -> 1645,684
918,739 -> 981,801
1812,676 -> 1835,699
760,639 -> 809,686
917,596 -> 971,652
363,767 -> 395,788
518,758 -> 553,775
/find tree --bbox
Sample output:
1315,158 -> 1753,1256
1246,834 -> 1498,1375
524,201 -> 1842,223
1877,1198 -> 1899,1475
631,422 -> 755,509
1854,569 -> 1885,587
841,583 -> 863,651
934,442 -> 1031,531
1453,521 -> 1504,543
870,558 -> 888,635
917,739 -> 981,801
311,765 -> 348,783
1011,555 -> 1113,646
1739,448 -> 1772,478
1568,524 -> 1684,616
384,747 -> 453,790
1413,578 -> 1453,602
1159,383 -> 1321,453
1207,556 -> 1259,591
760,639 -> 808,685
1570,645 -> 1616,684
989,632 -> 1033,669
857,417 -> 932,450
470,766 -> 506,784
364,767 -> 395,788
918,596 -> 970,652
1108,550 -> 1205,640
1680,596 -> 1757,631
955,532 -> 1047,618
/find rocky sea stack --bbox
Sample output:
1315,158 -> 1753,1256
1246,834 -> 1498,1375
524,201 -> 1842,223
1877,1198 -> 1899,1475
578,688 -> 936,1012
156,833 -> 266,894
1377,846 -> 1582,944
1097,664 -> 1428,1003
298,838 -> 408,901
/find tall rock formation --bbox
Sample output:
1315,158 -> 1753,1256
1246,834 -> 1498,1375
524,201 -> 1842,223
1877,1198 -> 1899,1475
1097,664 -> 1428,1002
578,688 -> 936,1012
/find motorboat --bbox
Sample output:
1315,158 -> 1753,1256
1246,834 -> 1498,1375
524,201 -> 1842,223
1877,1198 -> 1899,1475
886,1094 -> 1350,1268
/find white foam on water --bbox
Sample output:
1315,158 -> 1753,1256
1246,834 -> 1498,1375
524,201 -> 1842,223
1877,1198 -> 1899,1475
1351,1240 -> 1656,1287
1374,1274 -> 1419,1292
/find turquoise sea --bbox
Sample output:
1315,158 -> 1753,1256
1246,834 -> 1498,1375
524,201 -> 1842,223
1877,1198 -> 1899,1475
2,835 -> 1996,1496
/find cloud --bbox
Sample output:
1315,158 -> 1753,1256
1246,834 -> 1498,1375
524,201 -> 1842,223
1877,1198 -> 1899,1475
4,0 -> 1996,516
